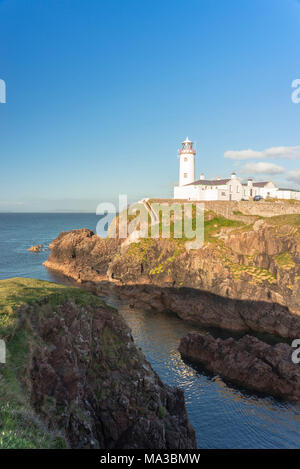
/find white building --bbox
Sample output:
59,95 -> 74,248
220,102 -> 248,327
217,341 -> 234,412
173,138 -> 300,201
276,188 -> 300,200
246,180 -> 278,199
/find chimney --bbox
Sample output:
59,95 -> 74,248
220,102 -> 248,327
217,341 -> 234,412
217,176 -> 221,180
231,172 -> 237,179
200,173 -> 205,180
247,178 -> 253,187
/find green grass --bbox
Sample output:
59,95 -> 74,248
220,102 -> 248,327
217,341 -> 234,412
0,277 -> 112,449
126,238 -> 155,260
152,211 -> 245,245
218,248 -> 277,284
229,264 -> 276,283
265,214 -> 300,227
0,278 -> 111,338
232,210 -> 244,216
204,216 -> 245,244
274,251 -> 296,270
114,204 -> 248,247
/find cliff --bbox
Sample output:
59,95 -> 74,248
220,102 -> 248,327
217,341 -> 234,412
0,278 -> 196,449
44,211 -> 300,339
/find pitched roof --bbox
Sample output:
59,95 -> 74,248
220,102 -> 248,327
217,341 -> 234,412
182,136 -> 192,144
186,178 -> 230,186
279,188 -> 300,192
252,181 -> 269,187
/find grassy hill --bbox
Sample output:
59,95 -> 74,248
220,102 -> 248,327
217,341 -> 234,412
0,278 -> 109,449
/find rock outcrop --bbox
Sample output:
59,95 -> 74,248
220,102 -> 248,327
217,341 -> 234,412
41,209 -> 300,406
45,229 -> 121,281
179,332 -> 300,402
105,284 -> 300,340
27,244 -> 43,252
43,214 -> 300,339
0,278 -> 196,449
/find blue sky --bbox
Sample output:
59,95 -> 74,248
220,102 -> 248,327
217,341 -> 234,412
0,0 -> 300,211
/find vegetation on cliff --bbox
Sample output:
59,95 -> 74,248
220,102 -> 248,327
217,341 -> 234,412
111,210 -> 299,294
0,278 -> 92,448
43,205 -> 300,338
0,278 -> 196,449
37,205 -> 300,407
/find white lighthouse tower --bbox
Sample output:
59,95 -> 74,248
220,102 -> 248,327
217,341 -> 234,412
178,137 -> 196,186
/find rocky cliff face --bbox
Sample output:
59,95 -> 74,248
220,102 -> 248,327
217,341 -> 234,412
44,214 -> 300,339
46,229 -> 121,281
0,278 -> 196,449
179,332 -> 300,402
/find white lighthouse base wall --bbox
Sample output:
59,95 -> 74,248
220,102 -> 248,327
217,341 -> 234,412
179,154 -> 195,187
174,185 -> 219,201
277,190 -> 300,200
202,189 -> 218,201
174,185 -> 202,200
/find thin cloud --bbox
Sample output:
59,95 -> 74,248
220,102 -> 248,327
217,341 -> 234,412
0,201 -> 24,206
286,169 -> 300,185
224,146 -> 300,160
240,162 -> 285,175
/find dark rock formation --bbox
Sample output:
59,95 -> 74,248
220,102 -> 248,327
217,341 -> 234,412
179,332 -> 300,402
44,227 -> 300,339
30,300 -> 196,448
107,284 -> 300,340
0,278 -> 196,449
45,229 -> 120,281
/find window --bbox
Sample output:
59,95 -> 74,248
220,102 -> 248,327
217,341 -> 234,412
221,192 -> 226,196
184,173 -> 188,178
229,185 -> 232,192
237,186 -> 239,193
184,157 -> 188,162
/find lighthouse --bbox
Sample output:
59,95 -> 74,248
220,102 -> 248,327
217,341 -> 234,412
178,137 -> 196,186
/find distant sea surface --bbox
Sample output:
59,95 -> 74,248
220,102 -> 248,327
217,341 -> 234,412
0,212 -> 101,281
1,212 -> 300,449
